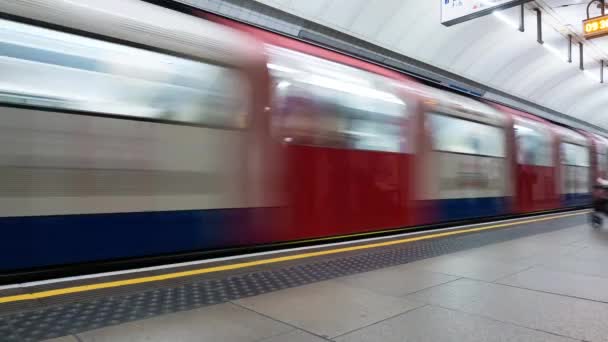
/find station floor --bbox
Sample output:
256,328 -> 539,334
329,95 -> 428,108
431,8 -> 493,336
1,210 -> 607,342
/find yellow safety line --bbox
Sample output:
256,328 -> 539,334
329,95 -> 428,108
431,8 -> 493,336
0,211 -> 586,304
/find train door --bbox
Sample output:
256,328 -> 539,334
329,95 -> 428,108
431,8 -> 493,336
264,44 -> 415,240
512,117 -> 557,212
420,94 -> 510,222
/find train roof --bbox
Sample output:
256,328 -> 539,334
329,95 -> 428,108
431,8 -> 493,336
412,85 -> 506,126
591,132 -> 608,150
491,103 -> 548,123
0,0 -> 261,66
492,104 -> 555,135
513,115 -> 553,136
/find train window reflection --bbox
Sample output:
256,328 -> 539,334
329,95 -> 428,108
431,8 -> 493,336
266,45 -> 408,153
429,113 -> 505,157
561,143 -> 589,167
514,123 -> 553,167
0,19 -> 248,128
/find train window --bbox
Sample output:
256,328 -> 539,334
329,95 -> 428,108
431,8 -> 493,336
514,124 -> 553,166
0,19 -> 248,129
598,152 -> 608,174
596,142 -> 608,174
561,143 -> 590,167
266,45 -> 408,153
428,113 -> 505,157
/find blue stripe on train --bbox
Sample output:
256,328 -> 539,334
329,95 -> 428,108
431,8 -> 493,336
437,197 -> 509,222
0,208 -> 259,272
562,193 -> 591,207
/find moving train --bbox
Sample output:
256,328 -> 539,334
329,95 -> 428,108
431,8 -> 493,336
0,0 -> 599,274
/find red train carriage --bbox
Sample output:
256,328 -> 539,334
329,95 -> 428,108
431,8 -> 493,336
204,10 -> 588,229
493,105 -> 560,213
204,13 -> 421,240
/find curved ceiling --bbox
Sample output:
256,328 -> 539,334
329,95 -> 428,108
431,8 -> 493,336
254,0 -> 608,129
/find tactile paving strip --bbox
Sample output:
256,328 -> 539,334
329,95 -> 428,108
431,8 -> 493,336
0,318 -> 19,342
0,215 -> 584,341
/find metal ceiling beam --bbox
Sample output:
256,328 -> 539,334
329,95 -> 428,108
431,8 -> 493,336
535,8 -> 543,44
568,35 -> 572,63
519,4 -> 525,32
580,43 -> 585,70
587,0 -> 606,19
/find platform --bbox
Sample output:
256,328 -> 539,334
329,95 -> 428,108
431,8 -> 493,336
1,210 -> 606,341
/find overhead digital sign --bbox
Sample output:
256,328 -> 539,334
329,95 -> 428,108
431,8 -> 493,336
583,15 -> 608,39
441,0 -> 532,26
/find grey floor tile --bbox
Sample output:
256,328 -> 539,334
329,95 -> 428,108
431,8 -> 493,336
405,255 -> 529,282
512,251 -> 582,269
569,240 -> 608,249
573,245 -> 608,261
569,229 -> 608,249
335,305 -> 576,342
498,266 -> 608,302
540,256 -> 608,278
334,265 -> 459,297
234,280 -> 423,339
76,302 -> 291,342
407,278 -> 608,342
453,240 -> 580,265
258,329 -> 329,342
458,242 -> 554,261
526,231 -> 588,246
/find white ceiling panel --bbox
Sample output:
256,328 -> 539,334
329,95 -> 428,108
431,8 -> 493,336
321,0 -> 367,30
374,4 -> 419,48
349,0 -> 404,38
551,81 -> 594,109
287,0 -> 327,18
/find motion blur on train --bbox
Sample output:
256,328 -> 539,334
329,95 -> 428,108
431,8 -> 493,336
0,0 -> 602,273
